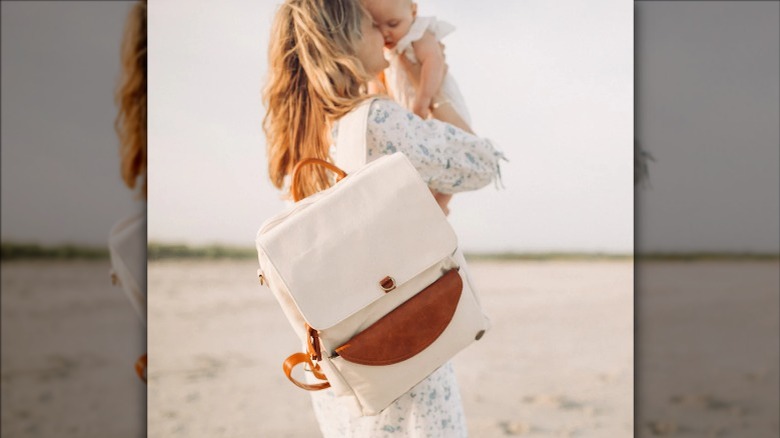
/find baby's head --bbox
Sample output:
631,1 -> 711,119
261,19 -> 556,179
362,0 -> 417,50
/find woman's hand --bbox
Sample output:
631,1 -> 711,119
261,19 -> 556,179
430,188 -> 453,216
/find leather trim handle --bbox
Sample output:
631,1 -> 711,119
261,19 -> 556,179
283,352 -> 331,391
290,158 -> 348,202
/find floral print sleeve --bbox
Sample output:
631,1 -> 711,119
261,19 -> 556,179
363,98 -> 507,194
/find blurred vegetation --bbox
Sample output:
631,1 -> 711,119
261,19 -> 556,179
3,241 -> 776,262
147,243 -> 256,260
469,252 -> 778,262
636,252 -> 779,261
131,246 -> 780,262
465,252 -> 633,261
1,242 -> 109,260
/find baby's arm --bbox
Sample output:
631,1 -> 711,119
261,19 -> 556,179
410,31 -> 445,119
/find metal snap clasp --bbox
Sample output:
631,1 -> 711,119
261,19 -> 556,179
380,276 -> 396,293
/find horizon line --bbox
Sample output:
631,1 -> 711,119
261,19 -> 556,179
2,241 -> 778,261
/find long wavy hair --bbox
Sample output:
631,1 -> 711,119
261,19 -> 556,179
263,0 -> 374,200
115,0 -> 147,198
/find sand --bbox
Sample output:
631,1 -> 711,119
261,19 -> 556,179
146,259 -> 635,437
636,261 -> 779,437
3,259 -> 777,437
1,260 -> 145,438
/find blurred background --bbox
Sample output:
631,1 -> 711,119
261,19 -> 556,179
2,0 -> 777,437
636,1 -> 779,255
1,1 -> 142,247
634,2 -> 779,437
2,1 -> 145,437
147,0 -> 634,255
145,1 -> 635,437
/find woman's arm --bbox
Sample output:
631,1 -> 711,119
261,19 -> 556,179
364,99 -> 505,195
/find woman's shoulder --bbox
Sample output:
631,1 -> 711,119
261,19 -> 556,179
366,97 -> 414,125
332,98 -> 411,153
333,98 -> 407,129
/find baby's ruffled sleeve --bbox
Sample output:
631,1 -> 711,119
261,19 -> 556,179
365,99 -> 507,194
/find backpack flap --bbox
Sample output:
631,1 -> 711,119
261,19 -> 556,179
257,152 -> 457,330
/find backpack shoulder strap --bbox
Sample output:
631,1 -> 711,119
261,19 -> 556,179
333,98 -> 376,173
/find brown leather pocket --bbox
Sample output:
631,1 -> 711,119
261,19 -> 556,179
334,268 -> 462,366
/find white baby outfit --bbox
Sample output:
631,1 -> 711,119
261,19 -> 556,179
384,16 -> 471,124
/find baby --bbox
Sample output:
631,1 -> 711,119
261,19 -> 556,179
364,0 -> 471,123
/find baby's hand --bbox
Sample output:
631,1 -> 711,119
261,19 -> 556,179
412,96 -> 432,119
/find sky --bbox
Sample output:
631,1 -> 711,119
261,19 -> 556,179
636,1 -> 779,253
147,0 -> 634,253
1,1 -> 142,247
2,1 -> 777,254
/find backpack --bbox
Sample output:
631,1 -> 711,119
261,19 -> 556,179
255,99 -> 489,415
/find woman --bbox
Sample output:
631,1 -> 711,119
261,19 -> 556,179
262,0 -> 505,435
111,0 -> 147,381
115,0 -> 147,199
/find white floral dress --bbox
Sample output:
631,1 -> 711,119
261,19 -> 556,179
335,98 -> 505,194
307,98 -> 505,438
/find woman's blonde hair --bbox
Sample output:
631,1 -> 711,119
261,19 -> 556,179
263,0 -> 374,199
115,0 -> 147,198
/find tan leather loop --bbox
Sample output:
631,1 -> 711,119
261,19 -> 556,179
280,324 -> 330,391
283,352 -> 331,391
290,158 -> 348,202
135,353 -> 147,383
306,324 -> 322,361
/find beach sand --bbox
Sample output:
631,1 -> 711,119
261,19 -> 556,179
636,261 -> 779,437
3,259 -> 776,437
146,259 -> 635,437
1,260 -> 145,438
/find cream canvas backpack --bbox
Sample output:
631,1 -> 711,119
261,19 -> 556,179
255,99 -> 488,416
